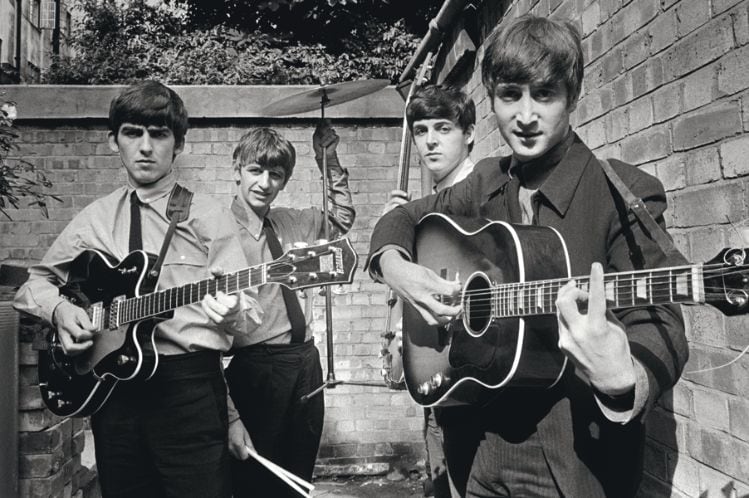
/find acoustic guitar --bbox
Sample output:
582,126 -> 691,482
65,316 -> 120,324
402,213 -> 748,407
39,238 -> 358,417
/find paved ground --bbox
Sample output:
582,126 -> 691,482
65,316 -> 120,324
312,475 -> 426,497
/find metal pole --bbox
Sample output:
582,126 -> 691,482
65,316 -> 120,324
319,93 -> 337,384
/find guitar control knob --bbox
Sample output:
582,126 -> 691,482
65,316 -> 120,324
56,399 -> 71,409
418,381 -> 432,395
430,372 -> 449,388
47,390 -> 62,399
117,354 -> 135,366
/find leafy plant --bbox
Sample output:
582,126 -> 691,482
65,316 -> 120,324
0,101 -> 61,219
45,0 -> 427,85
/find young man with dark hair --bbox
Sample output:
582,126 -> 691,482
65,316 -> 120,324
383,83 -> 475,498
224,123 -> 355,497
368,16 -> 687,498
14,80 -> 257,497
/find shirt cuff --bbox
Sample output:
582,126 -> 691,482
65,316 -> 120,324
594,357 -> 649,424
367,245 -> 412,282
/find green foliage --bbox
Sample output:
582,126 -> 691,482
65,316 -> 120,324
0,101 -> 61,219
45,0 -> 429,85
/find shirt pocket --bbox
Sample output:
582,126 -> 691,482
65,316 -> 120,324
159,246 -> 209,290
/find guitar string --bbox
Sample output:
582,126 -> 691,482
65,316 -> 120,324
117,256 -> 325,322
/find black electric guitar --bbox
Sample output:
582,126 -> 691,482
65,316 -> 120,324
402,213 -> 749,407
39,238 -> 358,417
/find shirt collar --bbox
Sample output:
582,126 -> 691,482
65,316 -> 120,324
127,170 -> 177,204
507,129 -> 574,187
433,156 -> 475,193
481,130 -> 593,218
231,195 -> 265,239
532,131 -> 594,217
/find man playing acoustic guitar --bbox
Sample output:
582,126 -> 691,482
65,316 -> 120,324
367,15 -> 688,498
15,80 -> 257,498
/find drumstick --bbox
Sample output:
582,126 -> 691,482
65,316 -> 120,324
245,446 -> 314,496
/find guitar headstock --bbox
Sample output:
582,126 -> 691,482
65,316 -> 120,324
266,237 -> 358,291
703,248 -> 749,315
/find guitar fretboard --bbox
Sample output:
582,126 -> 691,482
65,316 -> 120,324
482,264 -> 704,318
113,265 -> 267,326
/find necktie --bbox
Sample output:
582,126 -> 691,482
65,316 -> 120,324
129,191 -> 143,252
263,218 -> 306,343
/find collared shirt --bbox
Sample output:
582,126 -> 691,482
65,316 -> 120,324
14,171 -> 252,354
231,165 -> 355,346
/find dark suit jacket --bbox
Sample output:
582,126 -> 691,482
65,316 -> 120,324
368,133 -> 688,497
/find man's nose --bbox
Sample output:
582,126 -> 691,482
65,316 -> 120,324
516,95 -> 537,125
257,171 -> 271,188
426,129 -> 438,145
139,133 -> 153,154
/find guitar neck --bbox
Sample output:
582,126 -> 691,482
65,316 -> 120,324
117,263 -> 268,325
489,263 -> 704,318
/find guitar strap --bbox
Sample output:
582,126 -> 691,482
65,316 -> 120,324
147,183 -> 194,280
598,158 -> 685,264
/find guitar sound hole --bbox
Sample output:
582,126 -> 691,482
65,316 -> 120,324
463,272 -> 491,334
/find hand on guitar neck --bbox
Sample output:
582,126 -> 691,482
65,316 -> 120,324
556,262 -> 636,397
380,249 -> 461,326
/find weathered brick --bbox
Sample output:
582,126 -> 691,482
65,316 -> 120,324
581,1 -> 600,35
667,453 -> 700,498
717,44 -> 749,97
683,345 -> 749,397
683,64 -> 717,113
675,182 -> 744,228
729,396 -> 749,442
648,9 -> 677,55
720,134 -> 749,178
654,153 -> 686,191
622,31 -> 650,71
673,101 -> 742,151
675,0 -> 711,36
620,125 -> 670,164
713,0 -> 745,15
692,388 -> 730,431
684,145 -> 721,186
652,82 -> 682,123
628,96 -> 653,133
662,15 -> 734,80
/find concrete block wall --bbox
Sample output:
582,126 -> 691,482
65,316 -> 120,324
452,0 -> 749,496
0,85 -> 426,495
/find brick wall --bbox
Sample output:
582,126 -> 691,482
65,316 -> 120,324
445,0 -> 749,496
0,85 -> 426,495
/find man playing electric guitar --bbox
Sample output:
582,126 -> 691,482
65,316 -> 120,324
367,16 -> 688,498
14,81 -> 258,498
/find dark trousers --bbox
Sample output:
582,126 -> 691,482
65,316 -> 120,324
441,395 -> 562,498
91,351 -> 231,498
225,339 -> 324,498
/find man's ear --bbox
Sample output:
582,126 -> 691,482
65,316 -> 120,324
567,99 -> 578,114
108,132 -> 119,153
233,167 -> 241,185
173,138 -> 185,157
464,124 -> 476,146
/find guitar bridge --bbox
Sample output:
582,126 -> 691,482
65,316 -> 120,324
108,295 -> 126,330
